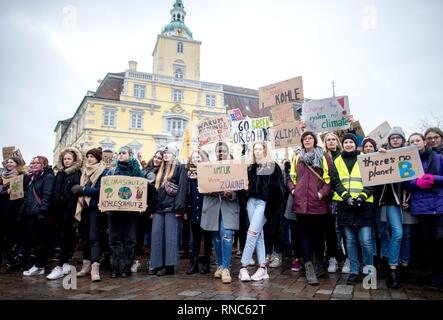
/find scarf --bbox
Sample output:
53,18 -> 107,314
188,166 -> 198,179
2,168 -> 18,180
114,157 -> 142,177
300,146 -> 324,169
75,162 -> 106,222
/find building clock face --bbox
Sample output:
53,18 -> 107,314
176,28 -> 183,36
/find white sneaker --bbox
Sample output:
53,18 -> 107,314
341,258 -> 351,274
327,257 -> 338,273
239,267 -> 251,282
269,256 -> 282,268
214,265 -> 223,279
251,267 -> 269,281
131,260 -> 141,273
46,266 -> 64,280
23,265 -> 45,277
62,263 -> 72,275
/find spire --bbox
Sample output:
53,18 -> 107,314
171,0 -> 186,23
161,0 -> 193,39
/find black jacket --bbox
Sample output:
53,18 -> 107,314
53,170 -> 81,217
22,167 -> 55,217
155,164 -> 188,214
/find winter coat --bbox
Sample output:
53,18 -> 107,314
22,167 -> 55,217
200,192 -> 240,231
287,154 -> 332,215
81,169 -> 110,210
186,178 -> 204,224
155,164 -> 188,214
408,148 -> 443,215
144,166 -> 160,215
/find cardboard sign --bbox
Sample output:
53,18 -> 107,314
357,146 -> 424,187
197,161 -> 248,193
302,96 -> 351,133
259,76 -> 304,109
231,117 -> 271,144
98,176 -> 148,212
320,120 -> 366,148
227,108 -> 244,121
367,121 -> 392,147
2,146 -> 15,161
102,151 -> 115,169
197,117 -> 231,147
270,102 -> 295,126
271,121 -> 302,149
11,149 -> 25,164
9,175 -> 24,200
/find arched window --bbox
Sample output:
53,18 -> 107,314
177,42 -> 183,53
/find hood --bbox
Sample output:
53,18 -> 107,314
58,147 -> 83,175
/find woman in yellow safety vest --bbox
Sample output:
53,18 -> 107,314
331,133 -> 374,286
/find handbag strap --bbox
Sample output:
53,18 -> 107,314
306,164 -> 325,184
32,186 -> 43,206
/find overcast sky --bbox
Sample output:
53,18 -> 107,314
1,0 -> 442,164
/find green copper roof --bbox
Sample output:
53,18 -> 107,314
162,20 -> 193,39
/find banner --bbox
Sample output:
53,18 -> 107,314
302,96 -> 351,133
271,121 -> 302,149
270,103 -> 295,126
197,161 -> 248,193
357,146 -> 424,187
98,176 -> 148,212
367,121 -> 392,147
259,76 -> 304,109
227,108 -> 244,121
197,117 -> 231,147
9,175 -> 24,201
231,117 -> 271,144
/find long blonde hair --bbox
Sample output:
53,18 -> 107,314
322,132 -> 342,155
155,158 -> 177,189
248,141 -> 275,165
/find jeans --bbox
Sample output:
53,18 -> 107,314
385,205 -> 403,266
108,214 -> 138,272
399,224 -> 411,265
374,207 -> 390,258
344,226 -> 374,275
241,198 -> 267,266
212,212 -> 234,270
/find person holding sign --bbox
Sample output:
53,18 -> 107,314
71,148 -> 109,281
331,133 -> 375,285
408,133 -> 443,290
21,156 -> 55,277
46,147 -> 83,281
287,131 -> 333,286
0,157 -> 26,270
200,142 -> 240,284
238,141 -> 284,282
151,144 -> 188,276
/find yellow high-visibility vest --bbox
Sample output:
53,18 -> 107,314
332,155 -> 373,203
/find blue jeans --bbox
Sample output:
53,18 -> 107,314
386,205 -> 403,267
400,224 -> 411,265
373,207 -> 390,258
212,213 -> 234,270
241,198 -> 267,267
344,226 -> 374,275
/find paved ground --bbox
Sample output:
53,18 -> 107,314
1,255 -> 442,300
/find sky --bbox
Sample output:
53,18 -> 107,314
1,0 -> 442,164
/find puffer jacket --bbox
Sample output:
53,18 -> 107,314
22,167 -> 55,217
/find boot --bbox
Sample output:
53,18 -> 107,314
304,261 -> 319,286
77,260 -> 91,277
6,254 -> 23,271
91,262 -> 101,282
314,258 -> 327,278
186,257 -> 199,275
200,258 -> 210,274
387,268 -> 400,289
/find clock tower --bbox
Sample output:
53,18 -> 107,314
152,0 -> 201,81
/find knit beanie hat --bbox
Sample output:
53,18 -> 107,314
119,146 -> 134,158
164,143 -> 179,158
361,137 -> 378,151
342,133 -> 358,146
86,147 -> 102,162
301,131 -> 318,147
388,126 -> 406,141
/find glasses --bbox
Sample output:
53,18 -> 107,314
426,136 -> 441,141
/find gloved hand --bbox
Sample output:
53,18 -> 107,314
71,185 -> 84,194
343,193 -> 355,207
416,174 -> 434,189
355,195 -> 366,208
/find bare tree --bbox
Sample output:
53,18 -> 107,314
412,111 -> 443,133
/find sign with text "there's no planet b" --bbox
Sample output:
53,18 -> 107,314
259,76 -> 304,109
302,96 -> 351,133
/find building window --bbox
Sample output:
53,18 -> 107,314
103,109 -> 116,126
206,95 -> 216,107
174,68 -> 184,81
130,111 -> 143,129
173,89 -> 184,102
177,42 -> 183,53
134,84 -> 145,98
167,118 -> 187,137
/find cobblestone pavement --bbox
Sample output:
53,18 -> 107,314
1,257 -> 442,300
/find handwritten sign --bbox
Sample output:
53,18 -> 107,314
8,175 -> 24,200
302,96 -> 351,133
98,176 -> 148,212
367,121 -> 392,147
102,151 -> 115,169
259,77 -> 304,109
271,121 -> 302,149
2,146 -> 15,160
231,117 -> 271,144
357,146 -> 424,187
197,161 -> 248,193
227,108 -> 244,121
197,117 -> 231,147
270,103 -> 295,126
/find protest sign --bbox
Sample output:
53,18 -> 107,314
197,117 -> 231,147
259,76 -> 304,109
270,103 -> 295,126
271,121 -> 302,149
102,151 -> 115,168
357,146 -> 424,187
367,121 -> 392,147
231,117 -> 271,144
320,120 -> 365,147
98,176 -> 148,212
227,108 -> 244,121
302,96 -> 351,133
8,175 -> 24,200
197,161 -> 248,193
2,146 -> 15,160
